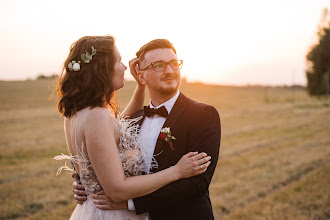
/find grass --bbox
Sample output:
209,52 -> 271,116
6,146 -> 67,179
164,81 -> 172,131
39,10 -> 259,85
1,79 -> 329,220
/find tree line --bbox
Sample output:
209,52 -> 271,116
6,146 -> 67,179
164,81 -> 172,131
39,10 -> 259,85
306,8 -> 330,96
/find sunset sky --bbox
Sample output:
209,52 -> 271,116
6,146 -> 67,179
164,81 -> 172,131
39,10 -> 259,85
0,0 -> 329,85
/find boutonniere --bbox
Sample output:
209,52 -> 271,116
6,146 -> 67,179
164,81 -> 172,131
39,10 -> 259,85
159,127 -> 176,151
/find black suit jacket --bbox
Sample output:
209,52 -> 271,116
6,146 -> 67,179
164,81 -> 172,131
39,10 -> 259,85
132,93 -> 221,220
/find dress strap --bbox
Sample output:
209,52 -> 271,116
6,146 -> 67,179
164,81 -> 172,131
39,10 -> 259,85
74,107 -> 114,159
74,108 -> 91,154
53,108 -> 91,175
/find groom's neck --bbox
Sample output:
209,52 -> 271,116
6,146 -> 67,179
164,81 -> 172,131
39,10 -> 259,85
149,90 -> 178,107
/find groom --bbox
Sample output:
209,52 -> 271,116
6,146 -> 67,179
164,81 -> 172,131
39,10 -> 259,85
73,39 -> 221,220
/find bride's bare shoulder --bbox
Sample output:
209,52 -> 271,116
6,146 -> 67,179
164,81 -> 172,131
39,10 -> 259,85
85,107 -> 115,126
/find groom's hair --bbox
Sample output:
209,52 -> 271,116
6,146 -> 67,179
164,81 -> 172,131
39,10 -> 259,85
136,39 -> 177,63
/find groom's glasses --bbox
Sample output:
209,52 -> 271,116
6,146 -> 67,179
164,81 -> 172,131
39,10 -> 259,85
141,60 -> 183,72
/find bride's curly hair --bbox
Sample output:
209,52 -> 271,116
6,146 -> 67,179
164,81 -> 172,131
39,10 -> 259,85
56,36 -> 118,117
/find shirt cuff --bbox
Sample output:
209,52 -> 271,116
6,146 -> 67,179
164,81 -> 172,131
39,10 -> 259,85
128,199 -> 136,210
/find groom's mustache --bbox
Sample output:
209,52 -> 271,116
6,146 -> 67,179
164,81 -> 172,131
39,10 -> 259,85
161,75 -> 177,81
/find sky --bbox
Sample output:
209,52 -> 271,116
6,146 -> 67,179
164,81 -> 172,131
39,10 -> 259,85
0,0 -> 329,85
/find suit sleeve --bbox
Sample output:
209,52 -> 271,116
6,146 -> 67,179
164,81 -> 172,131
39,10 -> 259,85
133,105 -> 221,214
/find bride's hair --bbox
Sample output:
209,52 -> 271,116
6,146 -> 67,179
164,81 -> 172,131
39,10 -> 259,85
56,35 -> 118,117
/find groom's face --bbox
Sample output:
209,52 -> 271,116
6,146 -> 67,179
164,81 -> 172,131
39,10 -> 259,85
138,48 -> 181,96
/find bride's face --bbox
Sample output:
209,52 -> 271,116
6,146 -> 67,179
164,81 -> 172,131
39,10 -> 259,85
112,46 -> 127,90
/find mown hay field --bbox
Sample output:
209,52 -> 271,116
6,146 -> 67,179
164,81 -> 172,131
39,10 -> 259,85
1,79 -> 329,220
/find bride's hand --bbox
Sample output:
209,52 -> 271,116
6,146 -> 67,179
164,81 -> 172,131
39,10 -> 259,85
174,152 -> 211,179
129,58 -> 145,88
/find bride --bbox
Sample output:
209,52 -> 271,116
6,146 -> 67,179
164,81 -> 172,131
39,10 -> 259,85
54,35 -> 211,219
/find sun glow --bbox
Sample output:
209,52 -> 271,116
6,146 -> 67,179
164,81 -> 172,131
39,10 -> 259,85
0,0 -> 329,85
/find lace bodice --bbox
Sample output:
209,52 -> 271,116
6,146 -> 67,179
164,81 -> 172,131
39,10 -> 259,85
54,108 -> 157,194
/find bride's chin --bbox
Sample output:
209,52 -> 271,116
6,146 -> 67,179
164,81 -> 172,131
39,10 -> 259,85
114,83 -> 125,91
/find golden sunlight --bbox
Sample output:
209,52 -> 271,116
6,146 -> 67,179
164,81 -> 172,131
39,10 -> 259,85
0,0 -> 328,85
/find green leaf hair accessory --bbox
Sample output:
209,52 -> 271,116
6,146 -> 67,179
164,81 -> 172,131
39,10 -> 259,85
67,46 -> 97,72
81,46 -> 97,63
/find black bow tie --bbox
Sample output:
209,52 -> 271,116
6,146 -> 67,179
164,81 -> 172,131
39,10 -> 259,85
144,106 -> 168,118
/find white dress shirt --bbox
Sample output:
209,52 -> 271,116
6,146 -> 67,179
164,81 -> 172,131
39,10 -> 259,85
128,91 -> 180,211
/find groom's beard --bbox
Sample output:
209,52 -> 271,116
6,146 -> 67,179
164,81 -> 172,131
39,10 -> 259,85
157,77 -> 181,95
159,84 -> 180,95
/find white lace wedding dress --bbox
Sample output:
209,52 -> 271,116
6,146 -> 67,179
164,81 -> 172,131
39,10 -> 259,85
54,107 -> 156,220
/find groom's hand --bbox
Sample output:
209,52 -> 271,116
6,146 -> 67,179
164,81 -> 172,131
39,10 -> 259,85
72,181 -> 87,204
91,192 -> 128,210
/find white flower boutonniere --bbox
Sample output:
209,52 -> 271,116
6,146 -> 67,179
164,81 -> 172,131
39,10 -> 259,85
159,127 -> 176,151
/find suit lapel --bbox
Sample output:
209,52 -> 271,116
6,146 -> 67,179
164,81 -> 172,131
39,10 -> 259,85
130,109 -> 146,127
153,93 -> 190,155
138,115 -> 146,127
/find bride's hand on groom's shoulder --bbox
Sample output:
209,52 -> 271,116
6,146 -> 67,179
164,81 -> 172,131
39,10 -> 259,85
91,191 -> 128,210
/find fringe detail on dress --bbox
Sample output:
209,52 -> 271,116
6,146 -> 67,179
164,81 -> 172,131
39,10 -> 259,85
115,115 -> 158,176
53,153 -> 74,175
54,111 -> 159,193
53,141 -> 92,174
54,142 -> 102,193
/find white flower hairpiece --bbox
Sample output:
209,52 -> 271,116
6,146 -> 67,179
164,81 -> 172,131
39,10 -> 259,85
68,46 -> 97,72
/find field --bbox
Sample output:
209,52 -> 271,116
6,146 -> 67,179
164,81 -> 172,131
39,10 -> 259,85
1,79 -> 329,220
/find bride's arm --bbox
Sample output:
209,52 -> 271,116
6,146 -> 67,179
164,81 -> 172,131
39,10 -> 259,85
85,108 -> 210,203
120,58 -> 145,117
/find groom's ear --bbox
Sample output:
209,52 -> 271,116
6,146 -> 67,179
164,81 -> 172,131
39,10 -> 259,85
137,70 -> 146,85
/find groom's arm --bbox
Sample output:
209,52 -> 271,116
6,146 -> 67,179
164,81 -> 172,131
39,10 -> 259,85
133,105 -> 221,214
